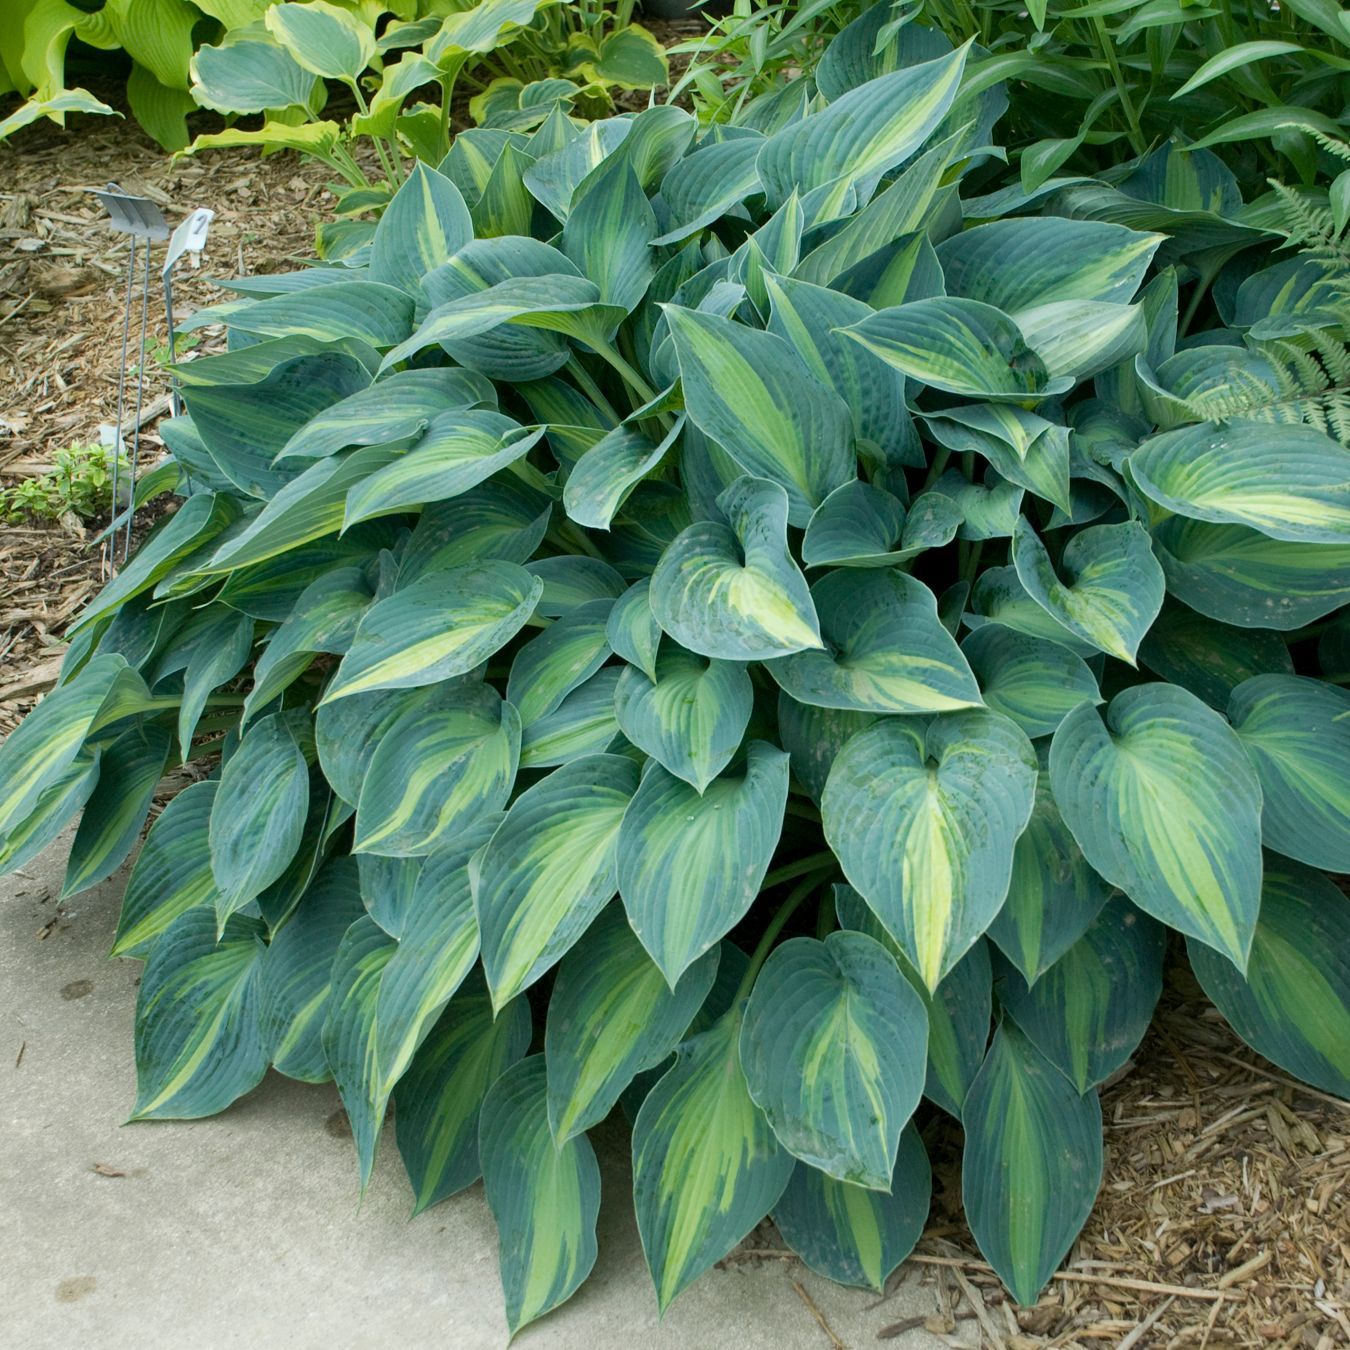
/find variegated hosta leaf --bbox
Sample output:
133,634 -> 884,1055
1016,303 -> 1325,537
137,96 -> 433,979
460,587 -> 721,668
923,404 -> 1072,516
662,307 -> 853,525
777,698 -> 879,804
618,742 -> 789,985
479,1055 -> 601,1337
358,852 -> 423,940
208,711 -> 310,928
613,645 -> 752,792
995,897 -> 1166,1093
961,1021 -> 1103,1307
632,1015 -> 794,1313
801,480 -> 961,569
1188,860 -> 1350,1100
1050,684 -> 1263,969
130,909 -> 268,1121
507,598 -> 613,727
961,626 -> 1101,740
740,932 -> 927,1189
651,476 -> 822,661
370,160 -> 473,295
606,580 -> 661,682
772,1125 -> 931,1292
968,565 -> 1099,657
315,684 -> 425,806
227,282 -> 415,349
353,682 -> 519,857
545,903 -> 719,1143
767,569 -> 982,714
562,159 -> 658,312
563,416 -> 683,531
1227,675 -> 1350,871
1011,517 -> 1165,664
822,713 -> 1038,990
1138,605 -> 1292,710
394,979 -> 532,1214
476,753 -> 640,1008
1130,422 -> 1350,544
519,667 -> 623,768
324,560 -> 543,701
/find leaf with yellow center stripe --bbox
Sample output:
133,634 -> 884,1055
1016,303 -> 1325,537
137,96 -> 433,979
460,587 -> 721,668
772,1124 -> 931,1291
618,742 -> 789,986
961,626 -> 1101,741
506,598 -> 613,728
632,1013 -> 795,1313
370,160 -> 473,296
480,1055 -> 602,1336
961,1020 -> 1103,1307
1227,674 -> 1350,872
822,712 -> 1038,991
545,903 -> 719,1144
1188,860 -> 1350,1100
1049,683 -> 1262,970
476,753 -> 640,1009
740,932 -> 927,1189
650,476 -> 823,661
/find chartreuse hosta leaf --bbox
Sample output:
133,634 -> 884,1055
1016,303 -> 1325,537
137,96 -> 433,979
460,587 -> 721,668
1188,861 -> 1350,1100
130,909 -> 268,1121
370,161 -> 473,295
961,626 -> 1101,741
545,903 -> 719,1144
633,1014 -> 795,1313
767,569 -> 982,714
618,742 -> 789,986
650,477 -> 822,661
353,682 -> 519,856
613,646 -> 752,792
802,481 -> 961,569
1227,675 -> 1350,871
772,1124 -> 931,1292
996,897 -> 1166,1093
1011,518 -> 1165,664
962,1021 -> 1103,1307
740,933 -> 927,1189
1050,684 -> 1263,969
1131,423 -> 1350,544
395,979 -> 533,1215
476,753 -> 639,1008
480,1055 -> 601,1336
324,561 -> 542,701
662,307 -> 853,526
823,713 -> 1038,990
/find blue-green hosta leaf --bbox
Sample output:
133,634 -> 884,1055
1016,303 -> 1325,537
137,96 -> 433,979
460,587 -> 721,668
527,556 -> 627,615
1012,518 -> 1165,664
476,753 -> 639,1008
961,626 -> 1101,740
480,1055 -> 601,1336
265,1 -> 374,80
650,476 -> 822,661
1131,423 -> 1350,544
190,36 -> 316,114
562,160 -> 657,312
772,1125 -> 931,1292
996,897 -> 1165,1092
961,1021 -> 1103,1307
343,414 -> 545,527
324,560 -> 542,701
256,774 -> 345,935
0,750 -> 100,877
1228,675 -> 1350,872
662,307 -> 853,526
259,857 -> 365,1082
357,853 -> 423,939
632,1014 -> 795,1313
841,298 -> 1072,403
546,903 -> 719,1144
507,599 -> 613,728
354,682 -> 520,856
1188,860 -> 1350,1100
370,161 -> 473,295
172,607 -> 256,756
62,724 -> 170,899
130,909 -> 268,1121
1017,300 -> 1147,384
822,712 -> 1038,990
226,283 -> 414,349
987,766 -> 1113,986
402,477 -> 551,577
1138,606 -> 1292,710
968,565 -> 1097,657
740,932 -> 927,1189
778,699 -> 880,805
801,481 -> 961,569
395,980 -> 532,1214
209,712 -> 309,927
215,530 -> 391,622
1150,516 -> 1350,631
928,470 -> 1025,542
563,416 -> 683,531
614,647 -> 752,792
606,580 -> 660,683
767,570 -> 982,715
1050,684 -> 1263,969
316,685 -> 423,806
923,405 -> 1072,516
618,742 -> 789,985
520,668 -> 623,768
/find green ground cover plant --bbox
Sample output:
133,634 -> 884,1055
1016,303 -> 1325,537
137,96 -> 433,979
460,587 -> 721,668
1,16 -> 1348,1335
0,444 -> 125,525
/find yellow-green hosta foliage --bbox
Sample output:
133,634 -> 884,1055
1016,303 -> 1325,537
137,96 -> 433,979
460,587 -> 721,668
2,20 -> 1349,1332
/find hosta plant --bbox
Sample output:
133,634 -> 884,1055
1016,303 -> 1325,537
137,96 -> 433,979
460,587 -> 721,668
2,27 -> 1349,1335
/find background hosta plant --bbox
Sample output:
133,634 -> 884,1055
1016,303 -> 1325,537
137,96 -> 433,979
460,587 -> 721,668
2,18 -> 1349,1334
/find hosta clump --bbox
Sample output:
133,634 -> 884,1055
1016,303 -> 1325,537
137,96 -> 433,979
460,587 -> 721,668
3,23 -> 1350,1333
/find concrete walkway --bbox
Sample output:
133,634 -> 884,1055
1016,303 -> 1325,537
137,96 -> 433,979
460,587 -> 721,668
1,831 -> 968,1350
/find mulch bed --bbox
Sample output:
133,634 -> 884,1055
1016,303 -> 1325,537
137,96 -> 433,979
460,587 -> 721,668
1,83 -> 1347,1350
